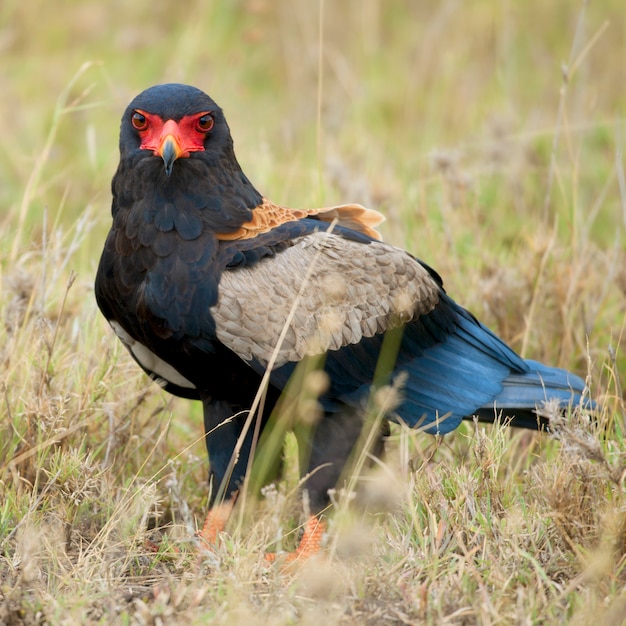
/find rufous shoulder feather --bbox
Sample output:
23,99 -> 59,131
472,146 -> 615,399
216,198 -> 385,241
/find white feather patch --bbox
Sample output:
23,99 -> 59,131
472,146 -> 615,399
109,321 -> 196,389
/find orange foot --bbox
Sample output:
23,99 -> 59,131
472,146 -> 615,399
265,516 -> 327,563
197,498 -> 236,547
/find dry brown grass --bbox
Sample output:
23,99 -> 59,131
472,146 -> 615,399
1,1 -> 625,623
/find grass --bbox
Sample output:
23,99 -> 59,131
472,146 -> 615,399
1,0 -> 625,623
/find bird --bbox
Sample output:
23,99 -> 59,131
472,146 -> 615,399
95,83 -> 591,560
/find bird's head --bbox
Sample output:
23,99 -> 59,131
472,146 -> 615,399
119,83 -> 232,177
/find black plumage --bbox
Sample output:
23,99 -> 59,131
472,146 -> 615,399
96,84 -> 591,536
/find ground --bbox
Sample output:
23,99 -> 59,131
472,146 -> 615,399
1,1 -> 625,624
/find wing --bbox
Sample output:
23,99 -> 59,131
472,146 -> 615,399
212,227 -> 587,436
211,230 -> 441,368
99,193 -> 587,436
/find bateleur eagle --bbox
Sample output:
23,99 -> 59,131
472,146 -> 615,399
95,84 -> 591,559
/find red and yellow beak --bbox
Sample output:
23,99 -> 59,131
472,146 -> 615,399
156,120 -> 185,177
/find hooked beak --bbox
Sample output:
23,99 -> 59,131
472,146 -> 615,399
158,134 -> 184,177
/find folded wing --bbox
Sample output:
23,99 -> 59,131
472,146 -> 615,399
211,229 -> 588,434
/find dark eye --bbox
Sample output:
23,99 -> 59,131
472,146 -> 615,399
196,113 -> 214,132
131,111 -> 148,130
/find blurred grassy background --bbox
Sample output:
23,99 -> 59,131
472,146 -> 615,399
2,0 -> 624,379
1,1 -> 625,623
2,0 -> 624,327
3,0 -> 623,237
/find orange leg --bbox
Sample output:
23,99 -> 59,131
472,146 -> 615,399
197,498 -> 236,547
265,516 -> 327,563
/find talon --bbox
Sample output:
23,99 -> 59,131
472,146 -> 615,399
265,516 -> 327,563
197,498 -> 236,547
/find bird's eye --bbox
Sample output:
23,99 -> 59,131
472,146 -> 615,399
131,112 -> 148,131
196,114 -> 214,132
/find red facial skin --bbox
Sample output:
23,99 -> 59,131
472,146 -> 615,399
132,110 -> 214,173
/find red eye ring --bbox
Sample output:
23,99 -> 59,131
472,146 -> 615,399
196,113 -> 214,132
131,111 -> 148,131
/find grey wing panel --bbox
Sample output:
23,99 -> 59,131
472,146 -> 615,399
211,231 -> 441,368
